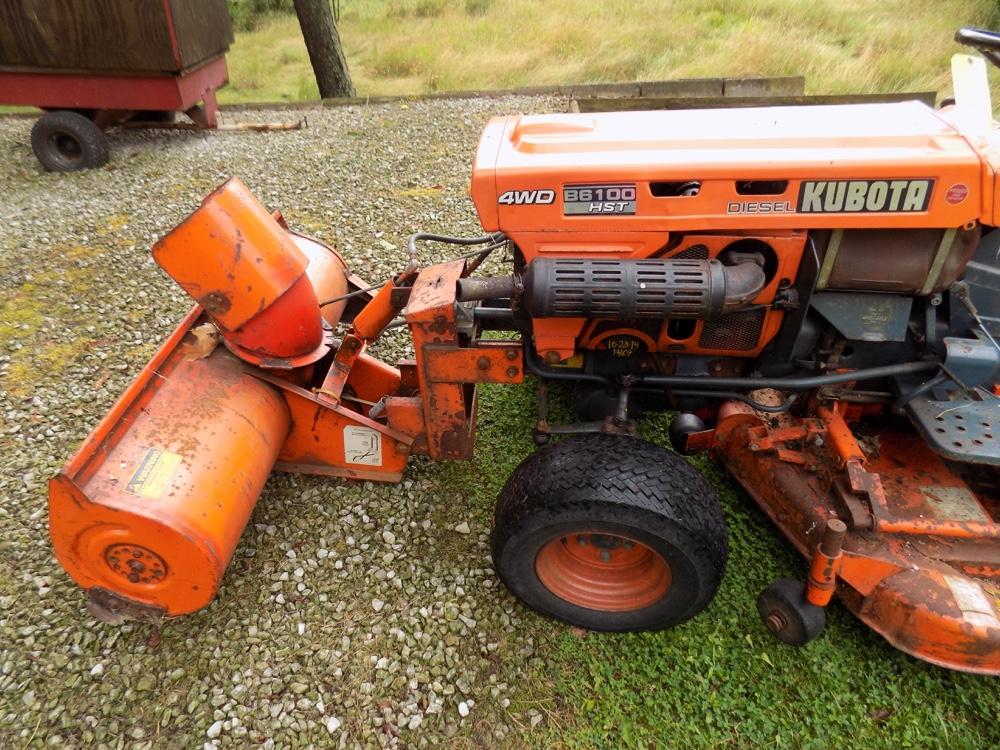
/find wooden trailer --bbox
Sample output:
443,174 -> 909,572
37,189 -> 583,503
0,0 -> 234,171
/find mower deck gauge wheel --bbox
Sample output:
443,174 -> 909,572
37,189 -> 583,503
757,578 -> 827,646
491,433 -> 728,631
669,413 -> 708,455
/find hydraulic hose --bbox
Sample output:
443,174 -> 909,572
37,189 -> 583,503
406,231 -> 506,271
523,344 -> 941,392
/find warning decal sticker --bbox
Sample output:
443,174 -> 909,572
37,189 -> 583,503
125,448 -> 182,498
343,426 -> 383,466
944,574 -> 1000,630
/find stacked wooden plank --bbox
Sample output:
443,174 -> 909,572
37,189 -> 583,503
568,76 -> 936,112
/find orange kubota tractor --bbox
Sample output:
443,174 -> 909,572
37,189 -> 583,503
50,29 -> 1000,674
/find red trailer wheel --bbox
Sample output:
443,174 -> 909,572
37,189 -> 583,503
31,110 -> 110,172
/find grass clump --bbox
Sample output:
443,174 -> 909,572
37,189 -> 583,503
222,0 -> 1000,102
227,0 -> 294,31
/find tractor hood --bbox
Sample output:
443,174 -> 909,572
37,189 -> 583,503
470,101 -> 986,234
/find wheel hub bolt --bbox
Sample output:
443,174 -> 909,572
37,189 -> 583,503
765,611 -> 787,633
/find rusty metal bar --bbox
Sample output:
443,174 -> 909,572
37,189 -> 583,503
806,518 -> 847,607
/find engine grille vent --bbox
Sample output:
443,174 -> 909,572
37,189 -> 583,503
671,244 -> 710,260
698,307 -> 766,351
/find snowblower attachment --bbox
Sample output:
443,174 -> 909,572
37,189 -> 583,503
48,321 -> 291,622
48,178 -> 413,622
152,178 -> 333,368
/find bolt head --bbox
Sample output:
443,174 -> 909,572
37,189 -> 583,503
765,612 -> 787,633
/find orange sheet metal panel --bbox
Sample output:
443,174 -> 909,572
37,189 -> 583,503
293,232 -> 349,328
252,371 -> 412,483
49,311 -> 290,616
470,104 -> 987,262
153,178 -> 329,367
153,178 -> 308,331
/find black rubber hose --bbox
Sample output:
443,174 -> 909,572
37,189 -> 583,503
523,345 -> 939,392
406,231 -> 506,271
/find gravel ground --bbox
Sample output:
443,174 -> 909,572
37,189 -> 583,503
0,96 -> 568,748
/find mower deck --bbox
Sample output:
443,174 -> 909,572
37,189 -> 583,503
714,402 -> 1000,674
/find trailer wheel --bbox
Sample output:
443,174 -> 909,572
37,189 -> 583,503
31,111 -> 110,172
491,433 -> 727,631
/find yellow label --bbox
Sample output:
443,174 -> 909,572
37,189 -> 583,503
549,354 -> 585,369
125,448 -> 182,499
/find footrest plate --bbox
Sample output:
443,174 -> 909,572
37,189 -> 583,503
906,388 -> 1000,465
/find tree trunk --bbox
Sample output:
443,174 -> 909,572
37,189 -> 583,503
292,0 -> 355,98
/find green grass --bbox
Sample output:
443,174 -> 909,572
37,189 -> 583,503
222,0 -> 1000,102
441,383 -> 999,749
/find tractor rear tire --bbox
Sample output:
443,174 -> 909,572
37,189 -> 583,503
491,433 -> 728,631
31,110 -> 110,172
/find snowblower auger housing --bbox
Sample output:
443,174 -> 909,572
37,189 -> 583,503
51,29 -> 1000,674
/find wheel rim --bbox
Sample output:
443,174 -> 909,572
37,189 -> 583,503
535,532 -> 671,611
50,132 -> 83,162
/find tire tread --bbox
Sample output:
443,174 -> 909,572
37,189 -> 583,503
491,434 -> 728,630
31,110 -> 110,172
